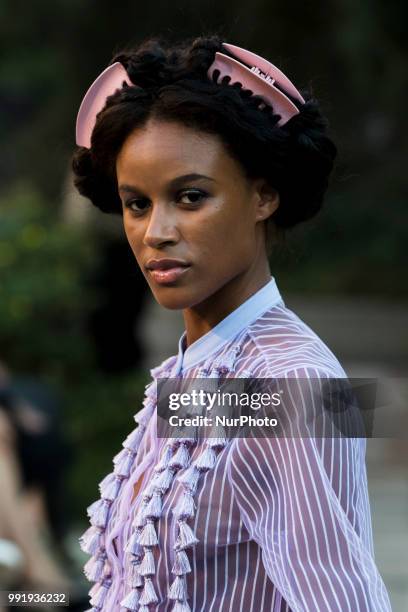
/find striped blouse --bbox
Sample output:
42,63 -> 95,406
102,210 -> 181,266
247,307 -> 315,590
82,275 -> 392,611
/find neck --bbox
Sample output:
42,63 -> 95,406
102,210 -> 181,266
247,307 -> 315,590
182,258 -> 271,349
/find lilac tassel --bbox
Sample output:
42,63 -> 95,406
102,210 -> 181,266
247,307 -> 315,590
168,443 -> 190,469
175,520 -> 199,550
171,550 -> 192,575
153,466 -> 174,492
79,526 -> 102,555
172,601 -> 192,612
143,491 -> 162,519
86,499 -> 101,518
90,582 -> 109,607
145,378 -> 158,398
124,529 -> 143,557
141,479 -> 157,501
120,588 -> 140,610
138,549 -> 155,576
98,472 -> 114,493
127,562 -> 143,588
137,521 -> 159,547
100,476 -> 121,501
89,499 -> 110,529
88,582 -> 100,598
113,451 -> 135,478
132,503 -> 147,529
154,444 -> 174,472
194,446 -> 217,471
84,555 -> 105,582
168,575 -> 187,600
123,427 -> 144,451
139,577 -> 159,605
177,466 -> 200,493
172,492 -> 196,520
113,447 -> 128,465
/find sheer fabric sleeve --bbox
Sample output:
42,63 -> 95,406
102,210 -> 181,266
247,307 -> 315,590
226,368 -> 392,612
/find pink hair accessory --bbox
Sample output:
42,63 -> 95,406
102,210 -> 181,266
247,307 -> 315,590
75,62 -> 132,148
208,42 -> 305,125
75,42 -> 305,148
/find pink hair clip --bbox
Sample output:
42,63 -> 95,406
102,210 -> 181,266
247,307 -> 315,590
75,42 -> 305,148
75,62 -> 132,148
208,42 -> 305,126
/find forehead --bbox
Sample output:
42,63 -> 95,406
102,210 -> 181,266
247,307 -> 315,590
116,119 -> 231,180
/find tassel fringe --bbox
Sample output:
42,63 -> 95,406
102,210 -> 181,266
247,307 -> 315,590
171,550 -> 192,575
100,476 -> 121,501
113,450 -> 134,478
139,577 -> 159,605
154,444 -> 173,472
177,466 -> 200,493
133,503 -> 147,529
168,575 -> 187,600
90,582 -> 109,607
123,427 -> 144,451
125,529 -> 143,557
88,582 -> 100,599
139,548 -> 155,576
173,492 -> 195,520
143,491 -> 162,519
89,500 -> 110,529
84,555 -> 105,582
137,521 -> 159,547
175,520 -> 199,550
120,587 -> 140,610
194,446 -> 217,471
127,561 -> 143,588
153,466 -> 174,492
98,472 -> 114,493
168,443 -> 191,469
79,526 -> 102,555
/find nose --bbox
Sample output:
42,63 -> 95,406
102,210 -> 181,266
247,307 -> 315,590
143,203 -> 179,248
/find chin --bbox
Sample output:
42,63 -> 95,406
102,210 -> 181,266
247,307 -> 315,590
150,287 -> 196,311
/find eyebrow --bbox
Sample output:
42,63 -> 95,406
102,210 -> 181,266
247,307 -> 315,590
118,173 -> 216,194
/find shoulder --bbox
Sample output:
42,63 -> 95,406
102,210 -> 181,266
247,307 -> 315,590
238,301 -> 347,379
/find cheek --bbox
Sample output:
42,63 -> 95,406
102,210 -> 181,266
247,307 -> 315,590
209,202 -> 254,246
191,207 -> 255,267
123,219 -> 144,259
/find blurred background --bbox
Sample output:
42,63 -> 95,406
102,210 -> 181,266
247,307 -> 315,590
0,0 -> 407,610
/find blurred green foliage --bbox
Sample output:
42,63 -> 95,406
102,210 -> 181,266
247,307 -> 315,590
0,182 -> 95,377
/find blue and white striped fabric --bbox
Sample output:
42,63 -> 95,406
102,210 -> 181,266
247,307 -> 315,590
83,276 -> 392,611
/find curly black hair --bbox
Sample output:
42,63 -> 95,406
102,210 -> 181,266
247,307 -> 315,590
72,34 -> 337,241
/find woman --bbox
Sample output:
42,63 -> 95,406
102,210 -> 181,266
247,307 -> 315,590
72,36 -> 391,611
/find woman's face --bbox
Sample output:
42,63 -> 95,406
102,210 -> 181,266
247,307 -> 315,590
116,118 -> 278,311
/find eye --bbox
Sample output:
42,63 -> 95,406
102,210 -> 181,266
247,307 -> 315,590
124,198 -> 150,214
178,189 -> 208,206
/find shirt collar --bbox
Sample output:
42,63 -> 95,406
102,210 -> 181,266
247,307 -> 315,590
172,275 -> 283,374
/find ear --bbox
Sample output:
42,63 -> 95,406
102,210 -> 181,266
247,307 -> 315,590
252,178 -> 280,222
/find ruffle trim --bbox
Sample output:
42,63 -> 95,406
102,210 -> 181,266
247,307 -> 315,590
83,343 -> 248,610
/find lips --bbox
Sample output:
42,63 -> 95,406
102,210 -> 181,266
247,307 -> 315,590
148,266 -> 190,285
145,258 -> 190,271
